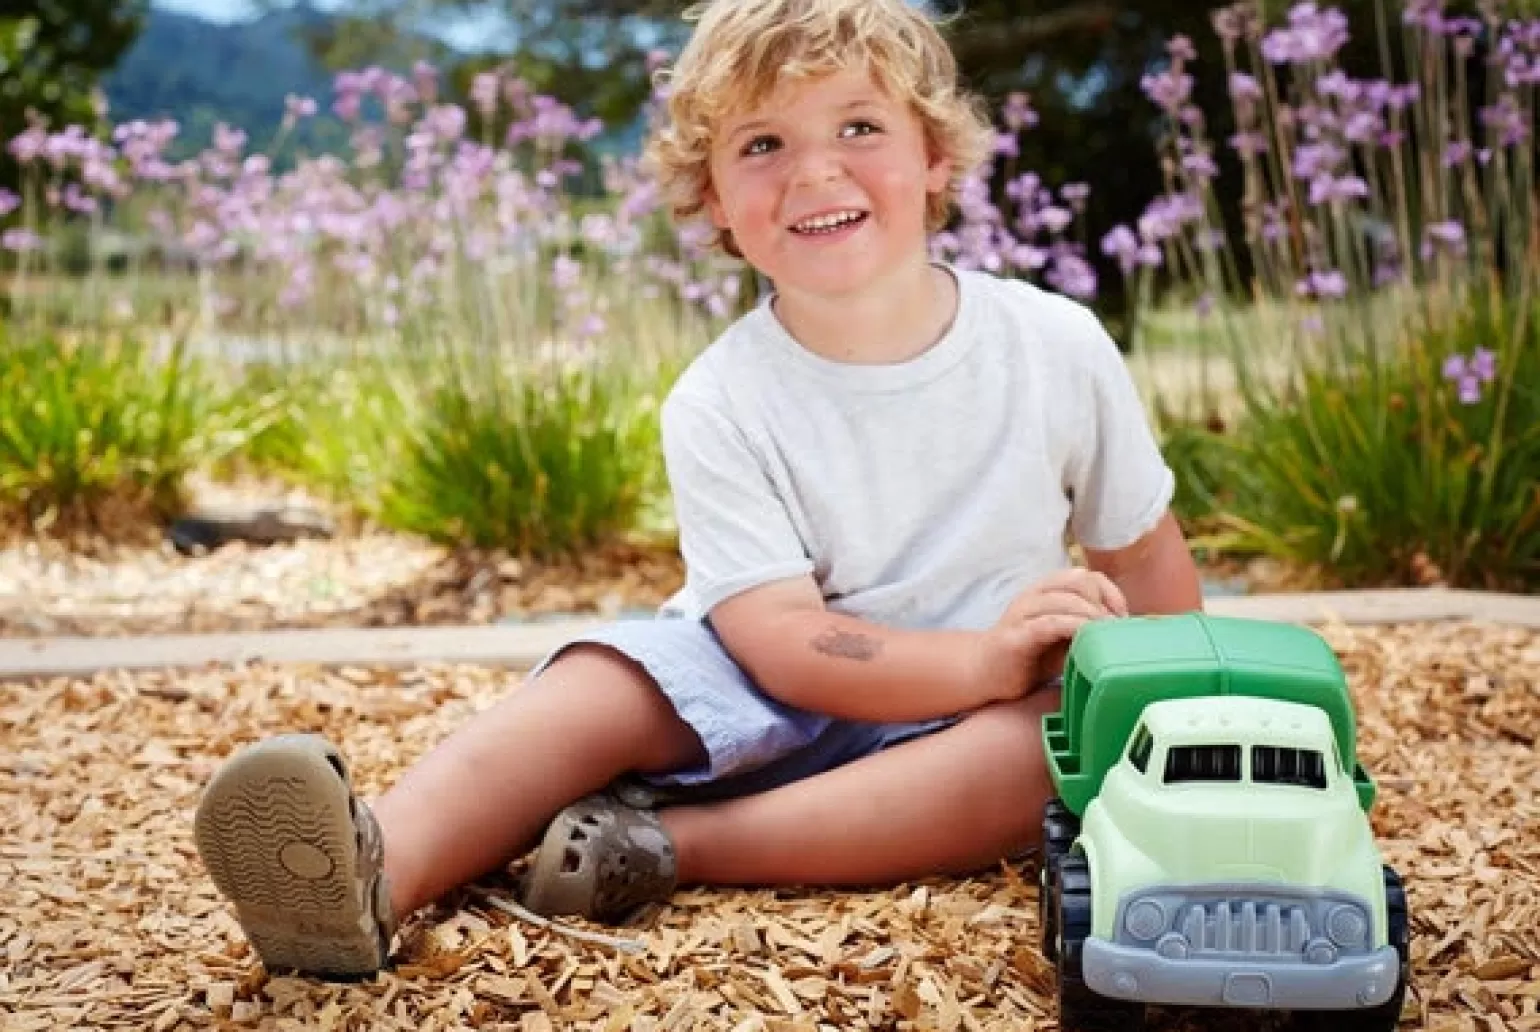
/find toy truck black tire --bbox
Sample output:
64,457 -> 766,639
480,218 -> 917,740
1291,864 -> 1411,1032
1053,850 -> 1147,1032
1039,797 -> 1080,963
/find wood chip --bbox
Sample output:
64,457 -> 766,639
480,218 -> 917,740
0,620 -> 1533,1030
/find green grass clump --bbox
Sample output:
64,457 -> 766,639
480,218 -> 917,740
376,361 -> 671,558
0,326 -> 270,532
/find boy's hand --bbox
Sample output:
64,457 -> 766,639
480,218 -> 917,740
974,569 -> 1127,703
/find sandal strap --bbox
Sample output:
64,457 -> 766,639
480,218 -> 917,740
353,798 -> 398,943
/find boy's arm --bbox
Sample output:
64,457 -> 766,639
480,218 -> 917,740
707,577 -> 995,723
708,570 -> 1114,723
1083,510 -> 1203,615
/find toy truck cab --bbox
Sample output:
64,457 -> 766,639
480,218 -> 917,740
1038,614 -> 1410,1032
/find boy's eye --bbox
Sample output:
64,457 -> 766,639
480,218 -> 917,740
742,134 -> 780,157
841,120 -> 882,138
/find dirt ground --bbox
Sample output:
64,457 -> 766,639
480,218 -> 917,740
2,620 -> 1536,1031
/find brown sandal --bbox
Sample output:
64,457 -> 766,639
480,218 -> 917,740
193,734 -> 398,979
522,793 -> 678,922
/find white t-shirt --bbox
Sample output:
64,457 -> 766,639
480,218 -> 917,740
659,265 -> 1174,632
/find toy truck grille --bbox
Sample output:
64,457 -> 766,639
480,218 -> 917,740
1175,901 -> 1313,956
1114,889 -> 1374,965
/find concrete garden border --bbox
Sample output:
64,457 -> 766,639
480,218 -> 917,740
0,588 -> 1534,682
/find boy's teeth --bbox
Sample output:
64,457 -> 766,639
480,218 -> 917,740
794,210 -> 863,233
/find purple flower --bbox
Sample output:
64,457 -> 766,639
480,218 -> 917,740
1230,131 -> 1270,157
552,255 -> 582,290
1141,69 -> 1193,114
0,189 -> 18,217
1480,96 -> 1530,148
1442,348 -> 1496,404
1471,348 -> 1496,383
1402,0 -> 1445,32
1183,151 -> 1219,179
1297,269 -> 1348,299
1308,174 -> 1369,206
3,228 -> 42,252
1213,7 -> 1243,43
1262,3 -> 1350,65
62,184 -> 97,214
1422,220 -> 1467,258
1167,35 -> 1197,62
1101,226 -> 1141,274
1343,111 -> 1383,142
1292,142 -> 1344,179
471,72 -> 500,116
1047,253 -> 1097,300
1003,92 -> 1038,132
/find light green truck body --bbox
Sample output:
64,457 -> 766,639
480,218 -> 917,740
1039,614 -> 1409,1027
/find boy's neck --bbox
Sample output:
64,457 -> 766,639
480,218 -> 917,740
769,258 -> 958,366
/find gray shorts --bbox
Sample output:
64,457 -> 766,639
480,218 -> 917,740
527,615 -> 957,803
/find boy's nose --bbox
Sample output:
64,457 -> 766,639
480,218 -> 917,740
789,147 -> 845,186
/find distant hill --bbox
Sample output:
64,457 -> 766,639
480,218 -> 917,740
104,5 -> 354,163
103,5 -> 647,171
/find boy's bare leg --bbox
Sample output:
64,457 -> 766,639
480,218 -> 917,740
369,645 -> 705,918
661,688 -> 1060,887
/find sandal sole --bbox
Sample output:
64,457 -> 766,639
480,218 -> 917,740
193,735 -> 385,977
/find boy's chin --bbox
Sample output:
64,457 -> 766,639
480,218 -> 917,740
766,257 -> 920,300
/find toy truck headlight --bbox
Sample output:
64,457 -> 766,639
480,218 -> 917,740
1124,899 -> 1168,941
1326,904 -> 1368,948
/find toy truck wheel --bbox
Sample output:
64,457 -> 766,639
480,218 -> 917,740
1055,851 -> 1146,1032
1039,797 -> 1080,962
1292,864 -> 1410,1032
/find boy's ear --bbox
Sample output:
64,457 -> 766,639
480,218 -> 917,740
704,184 -> 728,229
924,135 -> 952,194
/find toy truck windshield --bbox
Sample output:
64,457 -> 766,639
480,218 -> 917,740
1125,717 -> 1339,791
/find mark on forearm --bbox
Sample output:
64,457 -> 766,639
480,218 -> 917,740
811,628 -> 883,661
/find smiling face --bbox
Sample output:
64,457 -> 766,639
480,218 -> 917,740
704,66 -> 951,301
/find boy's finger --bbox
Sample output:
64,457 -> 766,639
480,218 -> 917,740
1088,571 -> 1129,617
1013,590 -> 1111,623
1020,613 -> 1091,651
1028,569 -> 1128,618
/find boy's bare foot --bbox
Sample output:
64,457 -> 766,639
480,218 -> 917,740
194,734 -> 397,979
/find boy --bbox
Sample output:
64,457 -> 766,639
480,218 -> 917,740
192,0 -> 1202,980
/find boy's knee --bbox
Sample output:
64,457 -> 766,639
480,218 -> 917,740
525,643 -> 704,773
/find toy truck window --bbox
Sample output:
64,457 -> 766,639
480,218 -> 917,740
1164,744 -> 1242,783
1128,724 -> 1154,773
1252,745 -> 1328,789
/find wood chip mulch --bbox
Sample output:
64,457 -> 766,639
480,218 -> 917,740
2,621 -> 1536,1031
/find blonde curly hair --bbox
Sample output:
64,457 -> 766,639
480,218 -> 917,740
643,0 -> 996,257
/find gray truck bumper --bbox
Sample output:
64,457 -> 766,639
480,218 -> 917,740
1083,938 -> 1401,1010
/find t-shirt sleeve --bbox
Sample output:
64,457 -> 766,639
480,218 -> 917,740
1060,305 -> 1176,551
661,390 -> 815,613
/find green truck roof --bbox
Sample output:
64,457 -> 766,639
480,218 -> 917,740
1042,612 -> 1375,815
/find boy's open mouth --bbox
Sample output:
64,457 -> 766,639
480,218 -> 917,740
788,209 -> 869,235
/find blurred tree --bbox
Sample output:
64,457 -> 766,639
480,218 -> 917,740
1,1 -> 146,188
0,2 -> 146,131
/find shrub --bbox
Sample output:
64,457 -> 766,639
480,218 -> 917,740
377,359 -> 672,558
0,326 -> 271,532
1107,1 -> 1540,589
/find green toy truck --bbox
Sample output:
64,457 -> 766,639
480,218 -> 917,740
1038,613 -> 1409,1032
